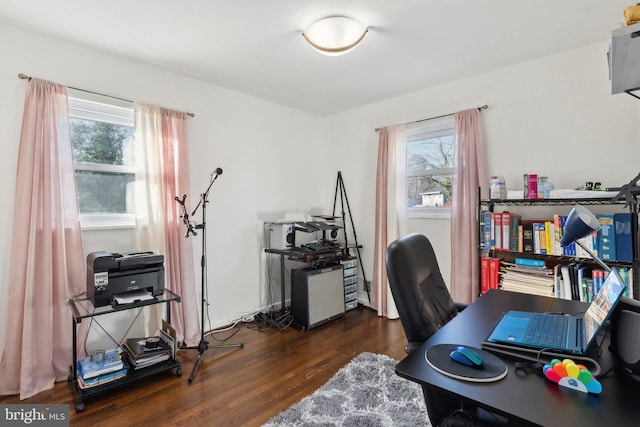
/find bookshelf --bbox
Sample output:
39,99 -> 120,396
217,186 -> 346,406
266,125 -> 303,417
478,196 -> 639,300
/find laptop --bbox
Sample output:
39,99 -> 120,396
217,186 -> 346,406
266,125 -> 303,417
486,268 -> 626,355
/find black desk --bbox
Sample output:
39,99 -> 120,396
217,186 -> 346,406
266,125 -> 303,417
395,290 -> 640,427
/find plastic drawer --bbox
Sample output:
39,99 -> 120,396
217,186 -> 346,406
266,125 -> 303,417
344,275 -> 358,286
345,300 -> 358,311
345,291 -> 357,302
343,267 -> 357,277
345,283 -> 357,294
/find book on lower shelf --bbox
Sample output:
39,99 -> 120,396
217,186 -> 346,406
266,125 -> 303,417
121,335 -> 172,370
77,367 -> 128,389
76,348 -> 125,380
76,348 -> 127,389
500,261 -> 554,297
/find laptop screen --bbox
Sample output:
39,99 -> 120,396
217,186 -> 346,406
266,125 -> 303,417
584,267 -> 626,346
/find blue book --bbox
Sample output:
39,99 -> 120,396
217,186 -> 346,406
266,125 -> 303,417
483,211 -> 493,250
514,257 -> 545,267
614,213 -> 633,262
77,349 -> 124,380
597,214 -> 616,261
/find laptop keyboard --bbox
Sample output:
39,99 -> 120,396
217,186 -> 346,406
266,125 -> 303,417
522,314 -> 569,348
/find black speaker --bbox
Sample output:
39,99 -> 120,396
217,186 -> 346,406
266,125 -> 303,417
610,296 -> 640,378
291,265 -> 345,331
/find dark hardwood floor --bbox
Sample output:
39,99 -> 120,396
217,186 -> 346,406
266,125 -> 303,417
0,306 -> 409,426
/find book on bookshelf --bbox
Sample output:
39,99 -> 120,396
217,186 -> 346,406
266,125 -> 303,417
614,212 -> 633,262
485,211 -> 495,250
597,214 -> 616,261
501,212 -> 511,251
494,212 -> 503,251
532,222 -> 547,255
522,223 -> 534,253
481,257 -> 490,294
618,266 -> 634,299
515,257 -> 545,267
488,258 -> 500,290
501,261 -> 554,297
509,214 -> 520,252
553,214 -> 563,255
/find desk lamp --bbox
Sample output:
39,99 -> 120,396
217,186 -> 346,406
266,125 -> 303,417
561,205 -> 640,380
560,204 -> 611,272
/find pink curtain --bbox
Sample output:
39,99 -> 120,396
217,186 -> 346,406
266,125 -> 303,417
373,128 -> 391,316
0,78 -> 86,399
160,109 -> 200,347
372,125 -> 405,318
450,109 -> 488,304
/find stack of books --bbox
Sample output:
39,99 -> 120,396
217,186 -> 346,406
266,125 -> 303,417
76,348 -> 127,389
500,258 -> 554,297
121,336 -> 172,369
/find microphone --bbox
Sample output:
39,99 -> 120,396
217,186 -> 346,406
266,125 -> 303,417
212,167 -> 223,176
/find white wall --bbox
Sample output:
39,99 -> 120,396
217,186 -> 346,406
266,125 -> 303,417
324,41 -> 640,290
1,20 -> 639,356
0,21 -> 326,354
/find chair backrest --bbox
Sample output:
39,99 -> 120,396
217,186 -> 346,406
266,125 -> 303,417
386,233 -> 458,348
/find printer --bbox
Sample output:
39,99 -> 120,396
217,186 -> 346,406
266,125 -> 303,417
87,251 -> 165,307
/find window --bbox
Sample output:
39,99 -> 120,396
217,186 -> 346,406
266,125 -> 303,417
405,116 -> 456,218
68,90 -> 136,229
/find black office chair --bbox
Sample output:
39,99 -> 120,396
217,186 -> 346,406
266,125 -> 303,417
386,233 -> 465,354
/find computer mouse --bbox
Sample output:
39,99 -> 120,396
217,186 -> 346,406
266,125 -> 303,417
449,346 -> 484,368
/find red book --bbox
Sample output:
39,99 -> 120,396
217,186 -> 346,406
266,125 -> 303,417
481,258 -> 490,294
488,258 -> 501,290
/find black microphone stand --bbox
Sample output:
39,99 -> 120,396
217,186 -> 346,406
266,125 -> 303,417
175,171 -> 244,383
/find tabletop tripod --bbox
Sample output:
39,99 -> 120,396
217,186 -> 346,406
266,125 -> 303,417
175,168 -> 244,382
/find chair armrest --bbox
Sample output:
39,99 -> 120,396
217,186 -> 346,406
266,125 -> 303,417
405,341 -> 423,355
455,302 -> 468,312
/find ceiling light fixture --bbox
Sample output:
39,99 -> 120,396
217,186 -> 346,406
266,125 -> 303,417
302,16 -> 368,56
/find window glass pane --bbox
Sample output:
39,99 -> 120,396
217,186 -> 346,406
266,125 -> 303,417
70,118 -> 134,167
406,134 -> 455,209
68,92 -> 136,227
407,135 -> 455,174
75,170 -> 135,214
406,175 -> 453,208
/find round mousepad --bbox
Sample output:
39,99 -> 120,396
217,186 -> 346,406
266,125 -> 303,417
425,344 -> 508,382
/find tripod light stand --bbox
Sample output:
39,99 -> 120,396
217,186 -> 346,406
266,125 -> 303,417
175,168 -> 244,383
333,171 -> 370,301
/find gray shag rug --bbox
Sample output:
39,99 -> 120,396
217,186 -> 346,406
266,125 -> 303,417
263,352 -> 431,427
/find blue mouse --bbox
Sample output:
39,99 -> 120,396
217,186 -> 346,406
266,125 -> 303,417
450,345 -> 484,368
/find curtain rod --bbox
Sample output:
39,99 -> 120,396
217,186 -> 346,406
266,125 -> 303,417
18,73 -> 195,118
374,104 -> 488,132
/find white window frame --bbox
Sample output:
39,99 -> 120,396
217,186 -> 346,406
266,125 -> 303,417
68,89 -> 136,230
405,116 -> 456,220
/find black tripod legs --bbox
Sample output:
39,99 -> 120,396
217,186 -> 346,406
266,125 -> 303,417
188,339 -> 245,382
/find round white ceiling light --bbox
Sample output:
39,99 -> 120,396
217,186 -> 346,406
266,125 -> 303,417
302,16 -> 368,56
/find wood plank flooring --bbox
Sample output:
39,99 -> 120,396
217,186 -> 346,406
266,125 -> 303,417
0,306 -> 409,427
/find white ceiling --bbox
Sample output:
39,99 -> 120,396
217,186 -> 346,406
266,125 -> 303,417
0,0 -> 631,116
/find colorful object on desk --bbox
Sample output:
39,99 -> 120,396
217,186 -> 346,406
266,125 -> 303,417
543,358 -> 602,394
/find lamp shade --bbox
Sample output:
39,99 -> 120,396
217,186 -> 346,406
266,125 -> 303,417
302,16 -> 367,56
560,205 -> 600,246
